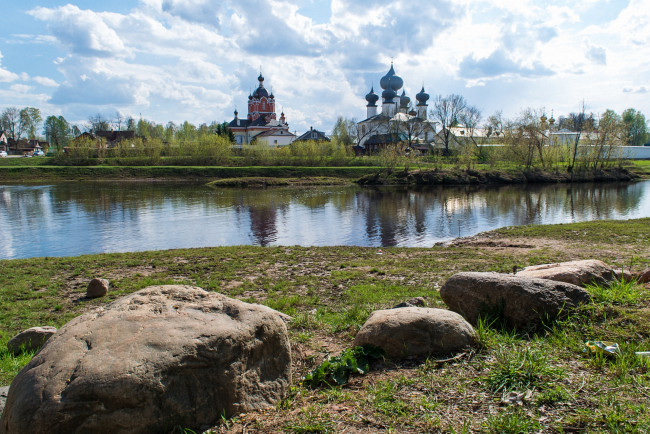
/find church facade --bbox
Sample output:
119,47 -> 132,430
357,64 -> 435,152
228,73 -> 295,146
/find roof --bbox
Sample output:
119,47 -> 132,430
254,129 -> 296,138
295,128 -> 330,142
364,132 -> 407,146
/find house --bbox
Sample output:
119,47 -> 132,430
228,72 -> 293,146
11,138 -> 49,155
251,128 -> 296,147
295,127 -> 330,142
357,63 -> 435,152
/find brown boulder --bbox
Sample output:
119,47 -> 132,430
353,307 -> 476,359
0,285 -> 291,434
440,272 -> 591,328
86,278 -> 109,298
6,326 -> 57,355
516,259 -> 615,287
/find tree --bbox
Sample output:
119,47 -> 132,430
622,108 -> 647,146
43,115 -> 71,151
214,122 -> 235,143
586,109 -> 625,170
88,114 -> 110,133
430,94 -> 469,154
19,107 -> 42,139
331,116 -> 357,147
126,117 -> 136,132
0,107 -> 20,139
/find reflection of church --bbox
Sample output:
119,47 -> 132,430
357,63 -> 435,152
228,73 -> 296,146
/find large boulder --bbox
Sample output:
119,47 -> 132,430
6,326 -> 57,355
516,260 -> 616,287
0,285 -> 291,434
440,272 -> 591,328
0,387 -> 8,419
353,307 -> 476,359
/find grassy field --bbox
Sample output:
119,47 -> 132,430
0,157 -> 647,183
1,219 -> 649,432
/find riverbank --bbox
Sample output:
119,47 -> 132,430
0,159 -> 647,185
1,219 -> 649,432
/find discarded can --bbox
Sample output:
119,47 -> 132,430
584,341 -> 620,356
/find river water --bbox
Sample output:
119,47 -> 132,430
1,181 -> 649,259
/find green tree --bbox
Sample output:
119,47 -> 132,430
43,115 -> 71,151
331,116 -> 356,147
622,108 -> 647,146
18,107 -> 42,139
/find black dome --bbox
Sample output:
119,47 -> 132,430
416,86 -> 430,105
365,86 -> 379,106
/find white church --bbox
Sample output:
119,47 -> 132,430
357,63 -> 435,153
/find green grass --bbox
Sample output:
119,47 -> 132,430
0,219 -> 649,432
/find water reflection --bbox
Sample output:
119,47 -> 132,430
0,181 -> 648,259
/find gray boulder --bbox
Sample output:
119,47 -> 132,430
516,259 -> 616,287
6,326 -> 57,355
0,285 -> 291,434
353,307 -> 476,359
0,387 -> 8,419
392,297 -> 427,309
86,278 -> 109,298
440,272 -> 591,328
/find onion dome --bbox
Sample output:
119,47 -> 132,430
365,86 -> 379,106
234,109 -> 238,116
379,64 -> 404,92
382,87 -> 397,103
258,73 -> 264,83
248,93 -> 253,100
416,86 -> 429,105
270,91 -> 274,99
380,65 -> 395,90
400,90 -> 410,108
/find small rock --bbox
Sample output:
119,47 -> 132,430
86,278 -> 109,298
637,269 -> 650,284
516,259 -> 616,287
392,297 -> 426,309
6,326 -> 57,355
613,269 -> 633,282
440,272 -> 591,329
353,307 -> 476,359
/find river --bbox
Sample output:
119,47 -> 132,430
1,181 -> 649,259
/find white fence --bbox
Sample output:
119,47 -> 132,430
620,146 -> 650,159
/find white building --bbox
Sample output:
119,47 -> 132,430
357,63 -> 435,152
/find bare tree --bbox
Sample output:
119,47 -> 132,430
0,107 -> 20,139
430,94 -> 468,155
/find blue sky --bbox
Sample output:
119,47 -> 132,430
1,0 -> 649,134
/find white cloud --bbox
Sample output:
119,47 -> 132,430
0,0 -> 645,132
29,5 -> 127,57
0,51 -> 20,83
33,76 -> 59,87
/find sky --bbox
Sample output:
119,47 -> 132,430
1,0 -> 649,135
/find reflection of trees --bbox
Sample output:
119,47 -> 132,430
1,181 -> 647,252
